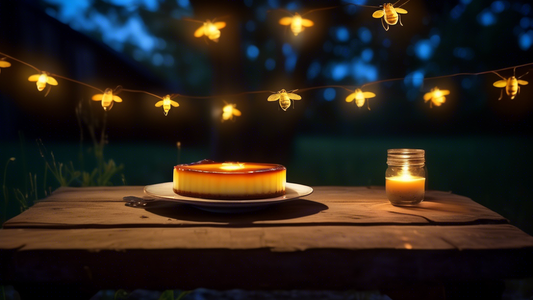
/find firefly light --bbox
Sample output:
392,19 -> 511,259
493,70 -> 529,100
279,13 -> 314,36
267,89 -> 302,111
28,71 -> 58,92
372,2 -> 409,31
155,95 -> 179,116
423,87 -> 450,108
345,88 -> 376,110
92,88 -> 123,111
0,59 -> 11,72
194,20 -> 226,42
222,103 -> 242,121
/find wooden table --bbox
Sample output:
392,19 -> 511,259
1,186 -> 532,299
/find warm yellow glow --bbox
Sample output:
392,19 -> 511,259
267,89 -> 302,111
279,13 -> 314,36
222,103 -> 241,121
0,60 -> 11,70
345,88 -> 376,109
92,88 -> 123,111
28,72 -> 58,92
194,20 -> 226,42
219,162 -> 245,171
423,87 -> 450,108
493,75 -> 528,100
372,3 -> 408,31
155,95 -> 179,116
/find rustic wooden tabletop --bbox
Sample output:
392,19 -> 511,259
1,186 -> 532,299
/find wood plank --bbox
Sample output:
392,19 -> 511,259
1,226 -> 532,290
4,187 -> 507,229
1,225 -> 532,251
39,186 -> 145,202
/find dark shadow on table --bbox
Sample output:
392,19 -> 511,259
143,199 -> 328,224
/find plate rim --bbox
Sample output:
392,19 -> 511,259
143,182 -> 313,206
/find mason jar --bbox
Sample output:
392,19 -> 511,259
385,149 -> 426,206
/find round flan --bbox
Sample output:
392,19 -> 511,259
173,159 -> 286,199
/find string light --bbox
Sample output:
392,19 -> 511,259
0,48 -> 532,118
28,71 -> 58,96
0,58 -> 11,72
493,70 -> 529,100
267,89 -> 302,111
371,1 -> 410,31
222,103 -> 241,121
190,19 -> 226,43
92,88 -> 123,111
279,13 -> 314,36
155,94 -> 179,116
345,88 -> 376,110
423,87 -> 450,108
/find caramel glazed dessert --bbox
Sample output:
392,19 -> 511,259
173,159 -> 286,199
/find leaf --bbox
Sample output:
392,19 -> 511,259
158,290 -> 174,300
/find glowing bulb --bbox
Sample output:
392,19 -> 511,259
155,95 -> 179,116
493,71 -> 529,100
423,87 -> 450,108
0,59 -> 11,72
222,103 -> 241,121
345,88 -> 376,110
194,20 -> 226,42
28,71 -> 58,92
267,89 -> 302,111
372,2 -> 409,31
92,88 -> 123,111
279,13 -> 314,36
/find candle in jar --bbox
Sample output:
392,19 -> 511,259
386,173 -> 425,206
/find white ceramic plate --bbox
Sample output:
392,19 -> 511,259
143,182 -> 313,213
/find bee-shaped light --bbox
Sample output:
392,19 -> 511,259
493,71 -> 529,100
155,95 -> 179,116
0,58 -> 11,73
28,71 -> 58,92
194,20 -> 226,42
222,103 -> 241,122
345,88 -> 376,110
372,2 -> 409,31
267,89 -> 302,111
279,13 -> 314,36
423,87 -> 450,108
92,88 -> 123,111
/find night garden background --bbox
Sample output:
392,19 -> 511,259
1,0 -> 532,242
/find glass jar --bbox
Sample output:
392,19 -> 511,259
385,149 -> 426,206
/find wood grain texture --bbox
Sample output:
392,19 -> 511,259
1,186 -> 532,291
3,186 -> 507,229
1,224 -> 532,251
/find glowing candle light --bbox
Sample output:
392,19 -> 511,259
267,89 -> 302,111
385,149 -> 426,206
194,19 -> 226,42
345,88 -> 376,109
423,87 -> 450,108
92,88 -> 122,111
28,71 -> 58,92
222,103 -> 241,121
155,95 -> 179,116
279,12 -> 314,36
